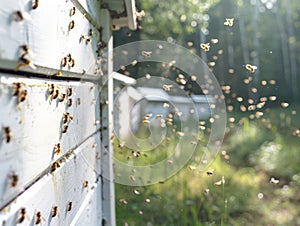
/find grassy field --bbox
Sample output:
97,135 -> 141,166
114,105 -> 300,226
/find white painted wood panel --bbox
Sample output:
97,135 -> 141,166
0,0 -> 101,77
0,0 -> 127,224
0,74 -> 100,207
0,135 -> 101,225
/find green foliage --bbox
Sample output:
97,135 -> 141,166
115,107 -> 300,225
113,0 -> 300,225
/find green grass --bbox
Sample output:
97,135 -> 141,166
115,105 -> 300,226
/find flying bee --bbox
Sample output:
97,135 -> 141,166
18,90 -> 27,103
61,57 -> 67,67
132,150 -> 141,158
176,131 -> 184,137
32,0 -> 39,10
85,37 -> 91,44
135,10 -> 145,21
144,113 -> 152,118
119,198 -> 127,204
58,93 -> 66,102
35,211 -> 43,225
53,143 -> 61,155
69,58 -> 75,68
188,165 -> 196,171
80,35 -> 86,43
62,112 -> 73,124
270,177 -> 280,184
245,64 -> 258,73
20,45 -> 30,54
9,172 -> 19,187
214,180 -> 222,186
206,169 -> 214,176
163,103 -> 169,108
68,99 -> 72,107
2,126 -> 13,143
67,202 -> 72,212
130,175 -> 136,182
51,162 -> 60,173
281,102 -> 289,108
51,206 -> 58,218
204,188 -> 210,194
162,84 -> 173,91
67,53 -> 72,62
88,29 -> 93,36
83,181 -> 89,188
70,7 -> 76,16
62,125 -> 68,133
48,84 -> 55,95
12,82 -> 22,96
200,43 -> 210,52
133,189 -> 140,195
142,51 -> 152,57
12,11 -> 24,22
18,54 -> 36,70
52,89 -> 59,99
155,114 -> 162,119
143,119 -> 150,125
69,20 -> 75,30
224,18 -> 234,26
16,208 -> 28,224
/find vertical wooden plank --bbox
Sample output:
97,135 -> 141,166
99,8 -> 116,226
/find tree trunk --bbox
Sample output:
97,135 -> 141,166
274,3 -> 291,90
286,0 -> 298,101
237,9 -> 250,64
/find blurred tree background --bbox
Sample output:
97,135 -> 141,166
113,0 -> 300,225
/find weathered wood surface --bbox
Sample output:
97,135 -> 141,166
0,0 -> 119,225
0,0 -> 102,79
0,136 -> 101,226
0,74 -> 100,207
